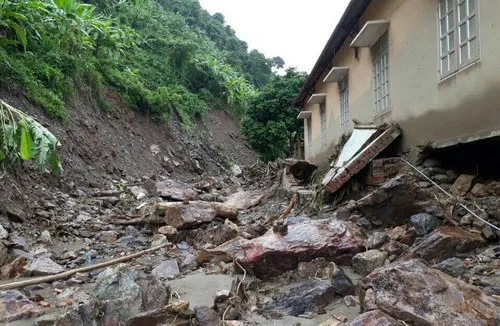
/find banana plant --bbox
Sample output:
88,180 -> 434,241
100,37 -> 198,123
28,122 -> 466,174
0,99 -> 62,173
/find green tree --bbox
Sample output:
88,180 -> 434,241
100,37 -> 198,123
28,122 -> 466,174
242,68 -> 307,162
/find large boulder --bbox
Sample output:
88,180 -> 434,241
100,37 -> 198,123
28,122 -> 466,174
351,250 -> 387,276
0,290 -> 43,323
356,175 -> 435,225
24,257 -> 65,276
198,219 -> 364,279
156,201 -> 238,230
92,264 -> 170,326
348,310 -> 404,326
361,260 -> 499,325
409,226 -> 484,263
264,279 -> 336,317
151,260 -> 180,280
224,191 -> 264,210
155,179 -> 198,201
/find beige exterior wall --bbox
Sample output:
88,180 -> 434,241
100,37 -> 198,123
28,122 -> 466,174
303,0 -> 500,169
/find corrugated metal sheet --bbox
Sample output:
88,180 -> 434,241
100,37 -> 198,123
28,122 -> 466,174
322,125 -> 401,193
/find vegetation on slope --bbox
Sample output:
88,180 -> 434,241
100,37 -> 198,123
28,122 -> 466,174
0,0 -> 306,167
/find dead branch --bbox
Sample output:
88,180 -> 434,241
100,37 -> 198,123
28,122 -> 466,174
0,243 -> 172,291
278,192 -> 299,220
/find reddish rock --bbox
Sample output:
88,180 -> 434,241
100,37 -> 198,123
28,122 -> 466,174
0,257 -> 27,279
357,175 -> 433,225
0,290 -> 43,323
198,219 -> 364,279
348,310 -> 404,326
470,183 -> 490,197
387,225 -> 416,245
155,179 -> 198,201
450,174 -> 476,197
366,158 -> 407,186
409,226 -> 484,263
224,191 -> 264,210
361,260 -> 499,325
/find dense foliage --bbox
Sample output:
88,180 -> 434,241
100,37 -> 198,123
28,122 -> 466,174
242,69 -> 307,162
0,0 -> 280,126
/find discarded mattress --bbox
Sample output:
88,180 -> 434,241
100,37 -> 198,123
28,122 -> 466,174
322,124 -> 401,193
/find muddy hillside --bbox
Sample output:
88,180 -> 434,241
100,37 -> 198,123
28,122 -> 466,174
0,96 -> 499,325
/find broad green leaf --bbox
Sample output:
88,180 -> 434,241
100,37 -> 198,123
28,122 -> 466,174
6,20 -> 27,51
19,124 -> 34,160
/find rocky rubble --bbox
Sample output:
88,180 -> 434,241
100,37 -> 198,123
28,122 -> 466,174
0,155 -> 499,325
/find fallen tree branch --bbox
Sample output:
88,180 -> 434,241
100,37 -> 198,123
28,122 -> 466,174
278,192 -> 299,221
0,243 -> 172,291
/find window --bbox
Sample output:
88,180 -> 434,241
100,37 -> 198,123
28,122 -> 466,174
306,117 -> 312,152
372,33 -> 390,115
438,0 -> 479,78
320,101 -> 327,148
339,75 -> 349,133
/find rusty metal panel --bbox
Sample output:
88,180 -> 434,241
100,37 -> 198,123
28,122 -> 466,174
322,125 -> 401,193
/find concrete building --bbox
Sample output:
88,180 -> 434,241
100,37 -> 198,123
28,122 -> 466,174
296,0 -> 500,169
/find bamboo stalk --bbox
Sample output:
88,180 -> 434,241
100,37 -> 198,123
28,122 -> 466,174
0,243 -> 172,291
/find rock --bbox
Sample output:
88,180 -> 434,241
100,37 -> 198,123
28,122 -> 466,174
357,175 -> 432,225
289,160 -> 318,180
25,257 -> 65,276
157,225 -> 178,236
97,230 -> 118,243
1,257 -> 27,279
0,243 -> 8,266
344,295 -> 357,307
155,179 -> 198,201
0,225 -> 9,239
0,290 -> 43,323
125,225 -> 140,237
482,225 -> 499,241
460,214 -> 474,225
195,306 -> 221,326
361,259 -> 499,325
409,226 -> 485,263
366,230 -> 388,249
5,205 -> 25,223
224,191 -> 264,210
189,223 -> 238,249
387,225 -> 416,245
127,309 -> 171,326
422,158 -> 440,168
151,260 -> 180,279
348,310 -> 404,326
10,233 -> 28,251
450,174 -> 476,196
471,183 -> 490,197
40,230 -> 52,245
169,242 -> 198,271
434,257 -> 468,278
409,213 -> 442,236
93,265 -> 170,325
198,219 -> 364,279
128,186 -> 148,199
351,250 -> 387,276
230,165 -> 243,177
156,201 -> 238,230
165,300 -> 189,313
297,257 -> 328,278
366,158 -> 406,186
432,173 -> 453,184
265,279 -> 336,317
150,234 -> 169,248
329,263 -> 355,296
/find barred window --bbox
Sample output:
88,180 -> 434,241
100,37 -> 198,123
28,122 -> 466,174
438,0 -> 479,78
320,101 -> 327,148
372,33 -> 390,115
339,75 -> 349,133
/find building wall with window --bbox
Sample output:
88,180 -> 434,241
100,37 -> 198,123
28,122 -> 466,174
303,0 -> 500,168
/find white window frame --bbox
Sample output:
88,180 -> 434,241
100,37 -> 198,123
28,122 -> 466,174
339,75 -> 349,133
438,0 -> 479,79
372,33 -> 390,115
319,101 -> 327,148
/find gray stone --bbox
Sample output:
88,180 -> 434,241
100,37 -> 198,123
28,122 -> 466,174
351,250 -> 387,276
151,234 -> 169,248
195,306 -> 221,326
361,260 -> 499,325
151,260 -> 180,279
471,183 -> 490,197
230,164 -> 243,177
422,158 -> 441,168
97,230 -> 118,243
25,257 -> 65,276
432,174 -> 453,184
266,279 -> 336,317
93,265 -> 170,325
40,230 -> 52,245
409,213 -> 442,236
297,257 -> 328,278
450,174 -> 476,196
157,225 -> 178,236
224,190 -> 264,210
330,263 -> 355,296
434,257 -> 468,278
344,295 -> 357,307
0,243 -> 9,266
366,230 -> 388,249
0,290 -> 43,323
0,225 -> 9,239
125,225 -> 140,237
156,179 -> 198,201
348,310 -> 404,326
10,233 -> 28,251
